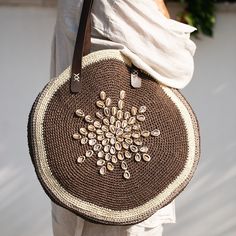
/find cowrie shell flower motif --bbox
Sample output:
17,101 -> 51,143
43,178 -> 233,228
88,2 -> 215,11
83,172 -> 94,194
73,90 -> 161,180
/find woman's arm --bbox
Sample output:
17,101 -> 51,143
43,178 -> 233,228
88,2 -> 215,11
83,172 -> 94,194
155,0 -> 170,18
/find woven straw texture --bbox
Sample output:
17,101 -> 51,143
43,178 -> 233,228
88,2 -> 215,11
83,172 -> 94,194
27,49 -> 200,225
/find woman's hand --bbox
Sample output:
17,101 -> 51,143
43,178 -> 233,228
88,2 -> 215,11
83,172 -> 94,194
155,0 -> 170,18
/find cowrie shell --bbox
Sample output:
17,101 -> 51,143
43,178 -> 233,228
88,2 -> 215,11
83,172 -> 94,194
97,159 -> 105,166
125,138 -> 133,145
131,107 -> 138,116
105,153 -> 111,161
79,127 -> 88,136
111,155 -> 118,163
137,114 -> 145,122
116,128 -> 123,136
109,125 -> 116,134
139,105 -> 147,113
140,146 -> 148,153
97,135 -> 105,141
130,145 -> 138,153
134,153 -> 142,162
120,90 -> 126,100
72,133 -> 81,140
115,120 -> 121,129
132,124 -> 140,130
93,120 -> 102,129
118,100 -> 124,110
85,150 -> 94,158
122,120 -> 128,128
132,131 -> 140,139
75,109 -> 85,117
121,161 -> 128,170
117,110 -> 123,120
107,162 -> 114,171
100,91 -> 106,100
122,142 -> 129,150
134,139 -> 142,146
111,107 -> 117,116
141,130 -> 150,138
105,97 -> 112,107
110,116 -> 116,125
151,129 -> 161,137
124,111 -> 131,120
117,152 -> 124,160
98,151 -> 105,158
88,139 -> 97,146
125,151 -> 132,159
103,118 -> 110,126
143,153 -> 151,162
96,111 -> 104,119
106,132 -> 114,138
96,100 -> 105,108
96,129 -> 103,135
123,170 -> 131,179
88,132 -> 96,139
128,117 -> 136,125
104,107 -> 110,116
88,124 -> 96,132
77,156 -> 85,163
104,145 -> 111,153
117,136 -> 124,142
124,126 -> 132,133
85,115 -> 94,123
102,138 -> 109,146
110,137 -> 116,145
102,125 -> 109,132
94,144 -> 102,151
110,146 -> 116,154
115,142 -> 122,151
81,137 -> 88,144
94,120 -> 102,128
99,166 -> 107,175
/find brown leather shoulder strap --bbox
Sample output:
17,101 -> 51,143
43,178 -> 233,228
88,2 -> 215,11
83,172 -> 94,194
70,0 -> 94,93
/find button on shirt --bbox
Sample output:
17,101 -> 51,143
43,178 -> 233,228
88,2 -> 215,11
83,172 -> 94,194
50,0 -> 197,231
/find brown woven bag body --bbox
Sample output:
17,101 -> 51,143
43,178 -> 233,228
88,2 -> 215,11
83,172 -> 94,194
27,0 -> 200,225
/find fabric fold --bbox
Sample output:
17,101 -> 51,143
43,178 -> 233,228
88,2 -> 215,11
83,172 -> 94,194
91,0 -> 197,89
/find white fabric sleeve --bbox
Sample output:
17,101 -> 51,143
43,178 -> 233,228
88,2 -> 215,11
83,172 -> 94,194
92,0 -> 197,89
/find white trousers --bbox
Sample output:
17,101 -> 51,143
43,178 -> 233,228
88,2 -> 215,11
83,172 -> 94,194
51,202 -> 164,236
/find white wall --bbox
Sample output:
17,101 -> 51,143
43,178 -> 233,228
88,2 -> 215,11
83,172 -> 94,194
0,6 -> 56,236
165,7 -> 236,236
0,5 -> 235,236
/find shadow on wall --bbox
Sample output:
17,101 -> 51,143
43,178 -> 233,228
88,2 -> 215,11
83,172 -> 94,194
0,6 -> 56,236
165,7 -> 236,236
0,0 -> 56,7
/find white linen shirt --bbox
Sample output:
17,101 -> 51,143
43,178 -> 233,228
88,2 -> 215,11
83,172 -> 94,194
50,0 -> 196,233
51,0 -> 196,88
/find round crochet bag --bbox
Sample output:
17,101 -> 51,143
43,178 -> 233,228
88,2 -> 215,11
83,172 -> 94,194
27,0 -> 200,226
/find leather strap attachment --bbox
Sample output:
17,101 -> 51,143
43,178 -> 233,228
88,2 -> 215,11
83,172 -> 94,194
70,0 -> 94,93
